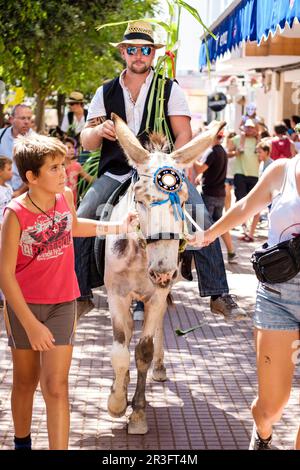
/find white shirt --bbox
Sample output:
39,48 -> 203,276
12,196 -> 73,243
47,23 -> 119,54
61,113 -> 86,134
87,69 -> 191,180
0,183 -> 13,224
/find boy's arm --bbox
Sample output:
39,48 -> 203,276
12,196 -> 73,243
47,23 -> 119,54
64,187 -> 138,237
0,210 -> 55,351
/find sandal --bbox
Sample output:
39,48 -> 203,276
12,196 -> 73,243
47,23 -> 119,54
239,234 -> 254,242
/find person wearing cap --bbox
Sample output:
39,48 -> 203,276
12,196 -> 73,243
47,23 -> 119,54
60,92 -> 88,147
76,21 -> 246,321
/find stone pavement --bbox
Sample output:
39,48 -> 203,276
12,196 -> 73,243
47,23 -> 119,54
0,223 -> 299,450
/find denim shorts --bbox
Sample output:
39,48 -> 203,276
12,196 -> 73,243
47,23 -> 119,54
254,272 -> 300,330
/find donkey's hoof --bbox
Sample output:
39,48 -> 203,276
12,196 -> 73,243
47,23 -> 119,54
128,415 -> 148,435
108,394 -> 127,418
152,366 -> 167,382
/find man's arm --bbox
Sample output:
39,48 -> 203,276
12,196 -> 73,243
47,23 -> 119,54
169,115 -> 192,150
80,117 -> 116,151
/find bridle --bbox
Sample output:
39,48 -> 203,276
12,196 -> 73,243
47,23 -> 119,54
132,167 -> 189,255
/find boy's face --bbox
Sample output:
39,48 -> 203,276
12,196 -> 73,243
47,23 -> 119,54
0,163 -> 13,182
257,148 -> 268,162
30,154 -> 66,193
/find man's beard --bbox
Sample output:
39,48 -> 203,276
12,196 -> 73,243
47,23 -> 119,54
128,62 -> 151,74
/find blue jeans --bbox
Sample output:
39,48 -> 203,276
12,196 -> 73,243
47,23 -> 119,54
74,175 -> 122,299
184,180 -> 229,297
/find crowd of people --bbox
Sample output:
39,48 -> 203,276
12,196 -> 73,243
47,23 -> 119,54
0,20 -> 300,451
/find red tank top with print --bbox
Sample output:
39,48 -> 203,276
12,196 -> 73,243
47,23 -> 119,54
271,138 -> 292,160
5,193 -> 80,303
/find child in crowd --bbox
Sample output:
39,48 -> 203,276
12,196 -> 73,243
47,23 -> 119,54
0,156 -> 13,307
64,137 -> 94,206
0,135 -> 138,450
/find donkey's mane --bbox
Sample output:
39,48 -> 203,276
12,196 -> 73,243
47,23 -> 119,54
146,132 -> 170,153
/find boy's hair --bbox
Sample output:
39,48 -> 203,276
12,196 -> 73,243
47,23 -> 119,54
256,141 -> 271,154
0,156 -> 12,171
14,134 -> 66,183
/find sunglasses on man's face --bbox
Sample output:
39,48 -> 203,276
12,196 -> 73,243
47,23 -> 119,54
126,46 -> 153,56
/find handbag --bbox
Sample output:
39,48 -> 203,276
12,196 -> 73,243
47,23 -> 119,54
251,236 -> 300,284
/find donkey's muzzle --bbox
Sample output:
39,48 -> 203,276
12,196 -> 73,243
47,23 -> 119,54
148,269 -> 178,288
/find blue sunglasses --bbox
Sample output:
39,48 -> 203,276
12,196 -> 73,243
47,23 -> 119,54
126,46 -> 153,56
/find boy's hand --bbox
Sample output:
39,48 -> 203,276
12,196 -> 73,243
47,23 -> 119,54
27,320 -> 55,351
186,229 -> 215,248
120,211 -> 139,233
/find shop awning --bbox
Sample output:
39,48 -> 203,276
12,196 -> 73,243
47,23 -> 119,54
200,0 -> 300,67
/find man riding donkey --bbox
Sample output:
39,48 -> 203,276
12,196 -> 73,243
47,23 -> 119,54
75,20 -> 246,321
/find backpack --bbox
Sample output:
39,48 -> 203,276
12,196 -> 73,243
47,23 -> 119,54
0,127 -> 10,145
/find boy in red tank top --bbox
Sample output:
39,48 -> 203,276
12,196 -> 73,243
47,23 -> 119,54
0,134 -> 138,450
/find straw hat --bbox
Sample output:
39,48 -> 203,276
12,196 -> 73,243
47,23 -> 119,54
110,20 -> 165,49
66,91 -> 85,104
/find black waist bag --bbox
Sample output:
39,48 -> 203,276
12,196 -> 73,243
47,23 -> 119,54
251,236 -> 300,284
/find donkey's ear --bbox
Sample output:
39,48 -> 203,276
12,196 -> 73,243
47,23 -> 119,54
112,113 -> 150,165
170,121 -> 226,167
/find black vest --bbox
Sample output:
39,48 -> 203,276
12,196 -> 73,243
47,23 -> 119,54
98,75 -> 175,177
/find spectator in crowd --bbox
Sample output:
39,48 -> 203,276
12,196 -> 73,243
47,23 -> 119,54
194,130 -> 238,263
0,156 -> 13,308
270,123 -> 296,160
240,141 -> 273,243
224,131 -> 237,211
64,137 -> 94,207
60,92 -> 88,149
0,104 -> 33,195
189,154 -> 300,450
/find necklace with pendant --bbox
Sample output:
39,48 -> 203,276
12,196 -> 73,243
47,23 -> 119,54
27,192 -> 57,228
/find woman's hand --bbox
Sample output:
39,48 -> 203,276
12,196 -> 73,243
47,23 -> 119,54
187,228 -> 216,248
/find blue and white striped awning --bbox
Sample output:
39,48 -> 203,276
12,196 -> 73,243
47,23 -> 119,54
200,0 -> 300,66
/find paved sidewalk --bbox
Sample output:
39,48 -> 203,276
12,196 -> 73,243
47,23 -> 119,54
1,226 -> 299,450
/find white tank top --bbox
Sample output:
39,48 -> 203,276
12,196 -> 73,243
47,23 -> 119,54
268,155 -> 300,246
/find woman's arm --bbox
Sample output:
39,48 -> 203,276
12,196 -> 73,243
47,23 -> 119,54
0,210 -> 55,351
64,188 -> 138,237
190,159 -> 287,246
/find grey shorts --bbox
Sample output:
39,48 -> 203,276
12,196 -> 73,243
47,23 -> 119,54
254,272 -> 300,331
4,301 -> 77,349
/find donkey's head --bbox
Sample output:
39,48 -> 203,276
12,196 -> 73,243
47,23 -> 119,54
112,113 -> 225,288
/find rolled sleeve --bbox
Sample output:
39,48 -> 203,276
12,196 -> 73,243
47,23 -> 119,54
167,81 -> 191,117
87,86 -> 106,120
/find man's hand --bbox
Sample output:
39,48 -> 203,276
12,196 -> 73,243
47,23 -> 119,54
26,320 -> 55,351
98,119 -> 116,141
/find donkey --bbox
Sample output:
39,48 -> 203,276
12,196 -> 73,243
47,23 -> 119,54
104,114 -> 224,434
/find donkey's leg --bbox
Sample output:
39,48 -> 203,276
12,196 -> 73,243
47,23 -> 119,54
107,293 -> 133,418
152,315 -> 167,382
128,295 -> 167,434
